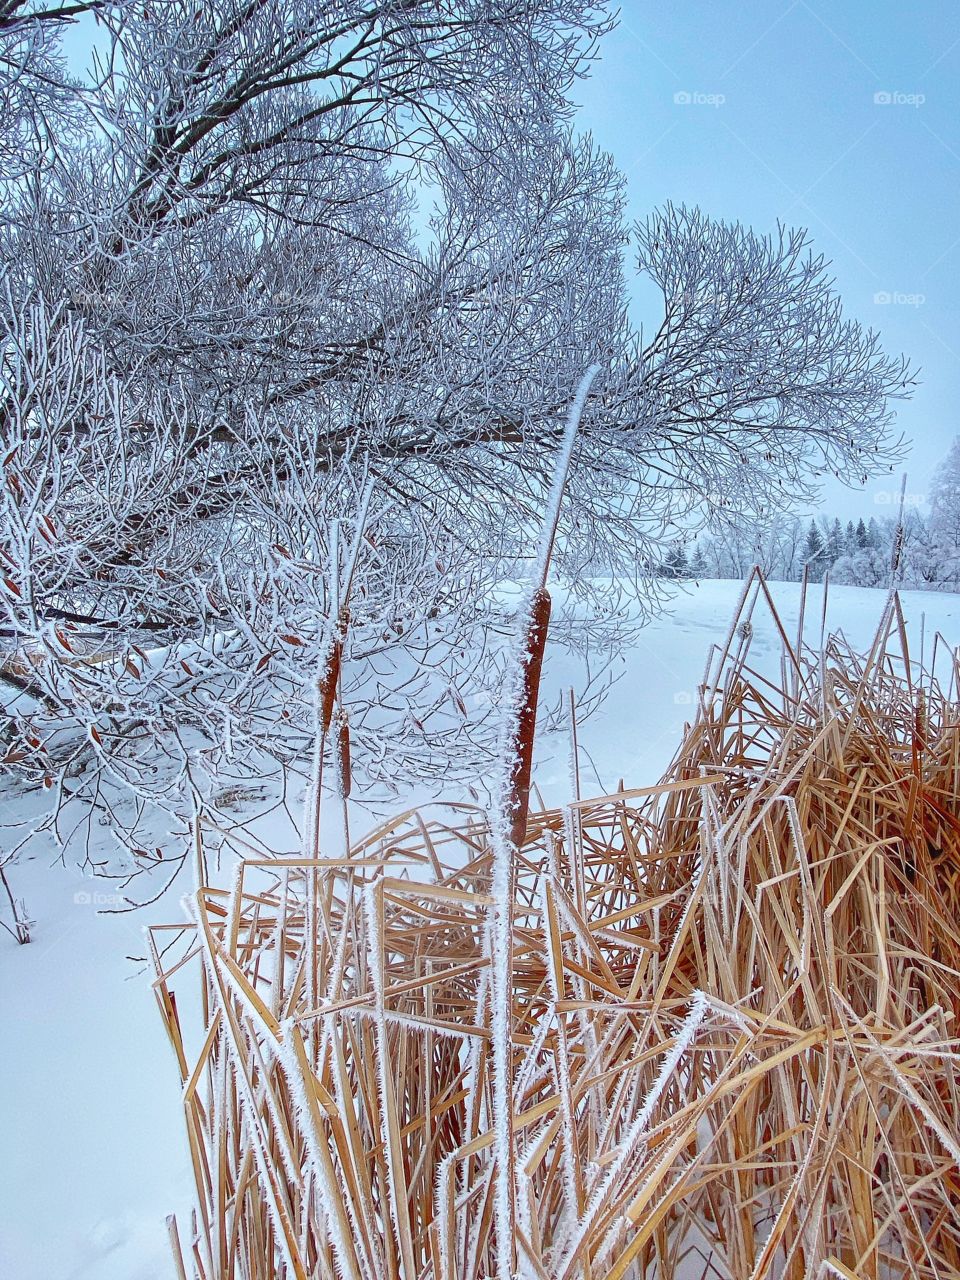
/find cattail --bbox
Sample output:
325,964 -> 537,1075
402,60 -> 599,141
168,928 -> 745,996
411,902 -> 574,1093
336,708 -> 352,799
891,521 -> 905,576
318,605 -> 350,735
507,587 -> 551,847
500,366 -> 599,848
914,688 -> 927,754
891,473 -> 907,581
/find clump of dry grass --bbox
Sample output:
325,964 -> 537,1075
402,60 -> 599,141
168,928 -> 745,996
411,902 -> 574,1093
152,574 -> 960,1279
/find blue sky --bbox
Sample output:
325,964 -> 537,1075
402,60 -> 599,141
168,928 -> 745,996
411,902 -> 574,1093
576,0 -> 960,516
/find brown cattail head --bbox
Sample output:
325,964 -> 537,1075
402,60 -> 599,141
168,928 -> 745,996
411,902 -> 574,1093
914,688 -> 927,755
891,522 -> 905,576
336,709 -> 352,799
507,587 -> 551,847
319,605 -> 351,735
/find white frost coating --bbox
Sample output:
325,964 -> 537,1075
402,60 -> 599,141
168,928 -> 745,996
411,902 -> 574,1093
225,860 -> 244,945
480,362 -> 608,1276
210,1037 -> 227,1261
463,1162 -> 496,1280
540,876 -> 580,1217
782,796 -> 813,974
532,364 -> 601,591
219,956 -> 272,1030
562,802 -> 584,907
558,805 -> 602,1135
484,811 -> 516,1280
212,998 -> 301,1277
302,715 -> 325,860
322,894 -> 353,1004
514,1166 -> 541,1280
553,991 -> 710,1279
436,1150 -> 459,1280
362,879 -> 411,1273
551,877 -> 601,957
700,785 -> 731,939
341,473 -> 375,597
701,993 -> 754,1035
832,991 -> 960,1168
464,962 -> 490,1140
566,692 -> 581,804
513,1012 -> 553,1104
274,1020 -> 360,1280
342,1004 -> 483,1040
250,1035 -> 304,1198
744,1138 -> 818,1280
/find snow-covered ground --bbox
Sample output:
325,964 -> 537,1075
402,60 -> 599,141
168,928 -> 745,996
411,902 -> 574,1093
2,577 -> 958,1279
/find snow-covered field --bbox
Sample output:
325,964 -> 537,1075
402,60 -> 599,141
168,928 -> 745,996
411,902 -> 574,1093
2,577 -> 958,1279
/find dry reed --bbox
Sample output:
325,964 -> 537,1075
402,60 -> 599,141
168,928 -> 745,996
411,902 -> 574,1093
152,574 -> 960,1279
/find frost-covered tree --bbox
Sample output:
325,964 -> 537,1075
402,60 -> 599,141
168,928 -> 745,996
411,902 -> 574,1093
0,0 -> 99,184
929,437 -> 960,589
686,502 -> 960,592
831,546 -> 887,589
0,1 -> 915,885
692,511 -> 807,581
896,511 -> 940,587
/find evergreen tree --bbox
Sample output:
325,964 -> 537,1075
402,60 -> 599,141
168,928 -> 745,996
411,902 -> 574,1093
663,541 -> 690,579
855,518 -> 869,549
804,520 -> 826,580
825,517 -> 844,565
690,544 -> 708,578
845,520 -> 857,553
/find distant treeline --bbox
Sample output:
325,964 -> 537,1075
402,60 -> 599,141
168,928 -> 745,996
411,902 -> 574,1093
660,438 -> 960,590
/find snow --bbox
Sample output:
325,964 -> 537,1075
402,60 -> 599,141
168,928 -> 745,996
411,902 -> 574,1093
2,576 -> 959,1278
0,853 -> 194,1279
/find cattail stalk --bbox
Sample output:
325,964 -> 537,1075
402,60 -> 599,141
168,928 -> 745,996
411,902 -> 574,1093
490,364 -> 599,1278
